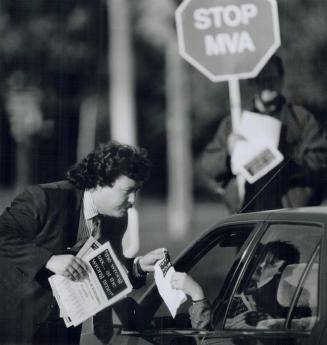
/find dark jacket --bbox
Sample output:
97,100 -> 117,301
0,180 -> 143,344
201,101 -> 327,212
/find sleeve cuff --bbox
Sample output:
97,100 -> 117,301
133,256 -> 148,278
192,297 -> 208,304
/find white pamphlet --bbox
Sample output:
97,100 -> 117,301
49,237 -> 132,327
231,111 -> 284,184
154,254 -> 187,318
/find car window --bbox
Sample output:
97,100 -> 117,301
224,223 -> 322,331
154,225 -> 255,321
281,247 -> 319,330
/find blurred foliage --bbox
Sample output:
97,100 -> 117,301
277,0 -> 327,113
0,0 -> 107,107
0,0 -> 108,184
0,0 -> 326,191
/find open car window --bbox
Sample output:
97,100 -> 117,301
153,224 -> 256,323
224,223 -> 322,331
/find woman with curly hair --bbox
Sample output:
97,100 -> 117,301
0,140 -> 165,345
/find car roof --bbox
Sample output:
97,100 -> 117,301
194,206 -> 327,249
216,206 -> 327,226
138,206 -> 327,305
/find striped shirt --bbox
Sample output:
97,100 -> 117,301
74,192 -> 145,277
74,191 -> 100,247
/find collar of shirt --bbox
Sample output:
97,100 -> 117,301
72,191 -> 100,249
83,190 -> 99,220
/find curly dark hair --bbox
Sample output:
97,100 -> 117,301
260,240 -> 300,271
66,141 -> 152,190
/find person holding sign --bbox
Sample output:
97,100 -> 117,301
200,55 -> 327,213
0,140 -> 166,345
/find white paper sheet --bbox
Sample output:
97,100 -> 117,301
237,110 -> 282,147
231,111 -> 284,184
154,255 -> 186,318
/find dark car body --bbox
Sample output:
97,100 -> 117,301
110,207 -> 327,345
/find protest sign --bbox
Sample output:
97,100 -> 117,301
176,0 -> 280,82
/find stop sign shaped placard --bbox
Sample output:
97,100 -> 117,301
176,0 -> 280,82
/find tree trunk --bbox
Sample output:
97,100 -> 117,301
106,0 -> 140,258
165,36 -> 193,239
107,0 -> 137,145
77,95 -> 98,161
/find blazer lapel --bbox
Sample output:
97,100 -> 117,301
66,188 -> 84,248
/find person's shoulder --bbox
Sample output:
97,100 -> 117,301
283,102 -> 318,129
38,180 -> 77,192
220,114 -> 232,124
285,103 -> 315,120
25,180 -> 81,202
214,114 -> 232,134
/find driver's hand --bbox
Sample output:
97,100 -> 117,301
227,132 -> 246,155
245,311 -> 271,326
170,272 -> 205,301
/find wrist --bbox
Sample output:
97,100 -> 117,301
137,256 -> 146,272
190,286 -> 205,302
192,297 -> 208,304
134,256 -> 147,277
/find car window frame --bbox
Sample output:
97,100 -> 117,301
116,212 -> 327,345
135,220 -> 263,327
285,242 -> 321,329
212,220 -> 268,328
220,220 -> 324,333
120,327 -> 312,344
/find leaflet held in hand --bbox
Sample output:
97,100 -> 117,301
49,237 -> 132,327
154,253 -> 186,318
231,111 -> 284,184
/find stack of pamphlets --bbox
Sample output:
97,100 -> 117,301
49,237 -> 132,327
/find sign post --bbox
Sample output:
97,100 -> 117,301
228,77 -> 241,130
175,0 -> 281,129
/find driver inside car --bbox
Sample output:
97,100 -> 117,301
171,240 -> 312,329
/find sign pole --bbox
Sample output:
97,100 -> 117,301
228,77 -> 242,131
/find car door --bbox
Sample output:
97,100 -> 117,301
113,213 -> 327,345
205,219 -> 324,345
111,220 -> 262,345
